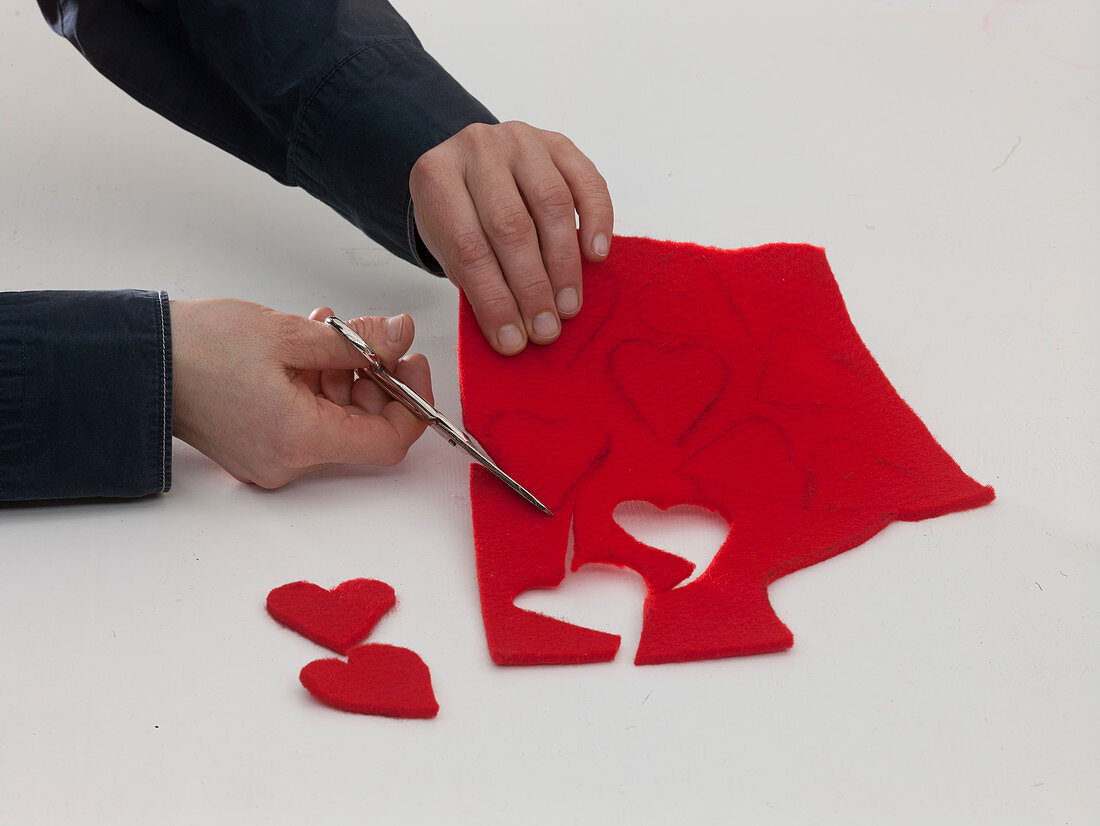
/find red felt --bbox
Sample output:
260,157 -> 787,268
458,236 -> 995,666
299,643 -> 439,719
266,579 -> 395,655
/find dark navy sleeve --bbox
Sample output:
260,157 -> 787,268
36,0 -> 498,272
0,290 -> 172,501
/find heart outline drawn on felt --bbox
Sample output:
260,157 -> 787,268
609,340 -> 726,443
266,579 -> 395,655
482,411 -> 610,512
299,643 -> 439,719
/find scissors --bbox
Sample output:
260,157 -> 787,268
325,315 -> 552,516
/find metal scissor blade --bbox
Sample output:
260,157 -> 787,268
430,416 -> 553,516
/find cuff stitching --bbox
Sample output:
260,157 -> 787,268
406,198 -> 425,269
156,291 -> 168,493
19,291 -> 27,501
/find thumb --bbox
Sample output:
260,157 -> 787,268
287,311 -> 416,371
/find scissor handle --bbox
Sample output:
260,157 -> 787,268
324,316 -> 382,369
325,315 -> 436,423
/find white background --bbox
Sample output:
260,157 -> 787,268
1,1 -> 1097,823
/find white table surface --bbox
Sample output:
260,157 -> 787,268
1,1 -> 1097,823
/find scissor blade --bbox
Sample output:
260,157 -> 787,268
324,314 -> 552,516
431,418 -> 553,516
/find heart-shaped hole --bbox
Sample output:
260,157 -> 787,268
515,520 -> 649,663
612,501 -> 730,589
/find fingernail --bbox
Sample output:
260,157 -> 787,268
533,311 -> 559,340
498,324 -> 525,353
556,287 -> 580,315
385,315 -> 404,342
592,233 -> 610,257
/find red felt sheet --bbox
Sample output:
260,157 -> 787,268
458,236 -> 994,666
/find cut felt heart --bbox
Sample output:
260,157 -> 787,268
610,340 -> 726,443
266,579 -> 395,655
299,643 -> 439,719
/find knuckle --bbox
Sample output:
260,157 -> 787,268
451,230 -> 495,270
474,289 -> 518,320
545,130 -> 574,150
512,271 -> 553,299
486,206 -> 535,243
532,182 -> 575,219
577,170 -> 610,197
460,121 -> 494,147
500,120 -> 530,136
545,247 -> 581,280
409,151 -> 444,190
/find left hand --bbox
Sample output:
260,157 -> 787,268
409,121 -> 614,356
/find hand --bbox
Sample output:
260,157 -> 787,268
170,299 -> 432,489
409,121 -> 614,355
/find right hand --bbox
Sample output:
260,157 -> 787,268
170,298 -> 432,489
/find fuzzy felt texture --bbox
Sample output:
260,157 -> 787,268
458,236 -> 995,666
266,579 -> 396,655
299,643 -> 439,719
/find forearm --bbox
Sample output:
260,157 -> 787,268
36,0 -> 496,269
0,290 -> 172,501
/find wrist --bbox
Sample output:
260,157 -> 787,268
168,298 -> 201,445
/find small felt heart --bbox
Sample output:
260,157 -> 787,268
610,341 -> 726,443
299,643 -> 439,719
266,579 -> 395,655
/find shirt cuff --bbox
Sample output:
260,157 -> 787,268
0,290 -> 173,502
287,37 -> 497,273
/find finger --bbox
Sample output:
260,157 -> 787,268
416,168 -> 527,355
303,306 -> 355,405
318,354 -> 433,466
468,166 -> 561,346
347,314 -> 419,412
350,348 -> 434,417
344,313 -> 415,369
288,312 -> 414,371
549,136 -> 614,262
349,370 -> 393,414
319,367 -> 354,407
381,351 -> 434,424
300,306 -> 335,394
512,153 -> 584,319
